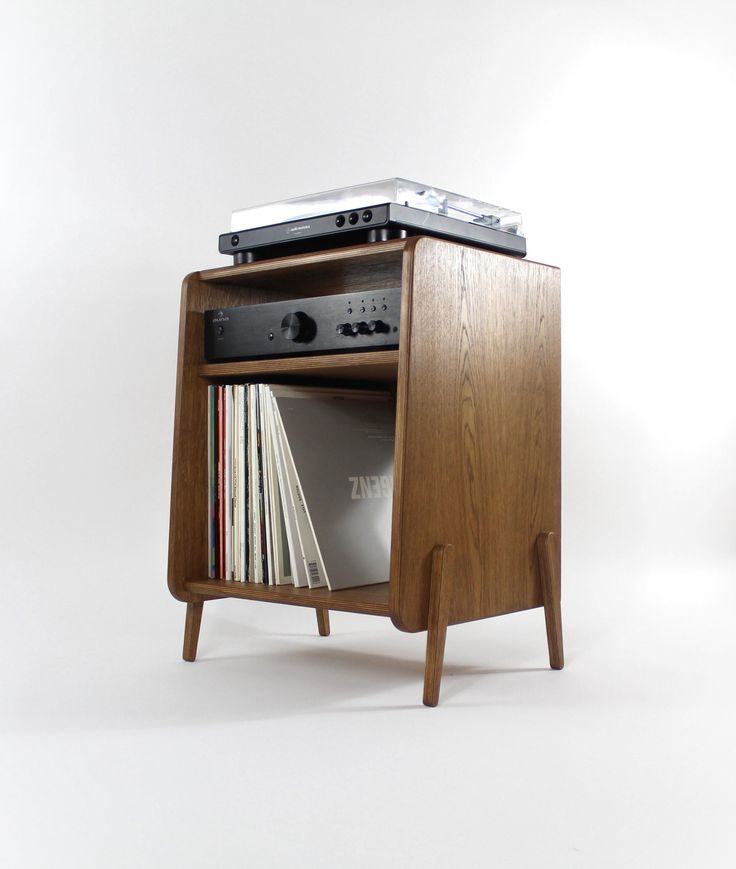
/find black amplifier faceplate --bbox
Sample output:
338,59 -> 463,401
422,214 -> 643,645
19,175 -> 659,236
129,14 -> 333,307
204,288 -> 402,362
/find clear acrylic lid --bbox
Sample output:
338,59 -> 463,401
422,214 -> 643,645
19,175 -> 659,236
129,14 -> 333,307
230,178 -> 523,236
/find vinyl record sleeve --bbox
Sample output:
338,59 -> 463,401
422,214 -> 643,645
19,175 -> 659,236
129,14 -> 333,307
224,385 -> 234,580
268,394 -> 309,588
261,389 -> 292,585
247,385 -> 262,583
207,386 -> 217,579
269,397 -> 328,588
236,385 -> 247,581
217,386 -> 224,580
269,386 -> 395,591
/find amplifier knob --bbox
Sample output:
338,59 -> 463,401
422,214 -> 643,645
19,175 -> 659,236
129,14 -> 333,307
280,311 -> 315,342
367,319 -> 388,333
336,323 -> 354,336
351,321 -> 369,335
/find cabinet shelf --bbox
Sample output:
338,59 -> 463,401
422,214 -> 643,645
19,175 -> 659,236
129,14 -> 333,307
187,580 -> 390,616
198,349 -> 399,382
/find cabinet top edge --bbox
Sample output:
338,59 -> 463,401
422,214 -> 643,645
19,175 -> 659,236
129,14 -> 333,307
184,235 -> 559,285
409,235 -> 560,271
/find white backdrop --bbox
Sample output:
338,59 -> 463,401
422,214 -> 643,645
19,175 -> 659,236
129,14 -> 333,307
2,2 -> 735,867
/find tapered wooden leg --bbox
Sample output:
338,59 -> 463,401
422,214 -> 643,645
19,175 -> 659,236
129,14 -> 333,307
536,532 -> 564,669
183,600 -> 204,662
315,607 -> 330,637
423,544 -> 454,707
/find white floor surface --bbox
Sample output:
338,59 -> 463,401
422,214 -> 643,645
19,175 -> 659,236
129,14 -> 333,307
3,558 -> 734,868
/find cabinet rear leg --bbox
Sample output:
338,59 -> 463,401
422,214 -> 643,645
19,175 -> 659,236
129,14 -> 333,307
315,608 -> 330,637
536,532 -> 564,669
183,599 -> 204,662
423,544 -> 453,707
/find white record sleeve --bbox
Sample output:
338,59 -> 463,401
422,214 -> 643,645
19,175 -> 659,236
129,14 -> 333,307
268,392 -> 309,588
268,394 -> 328,589
262,389 -> 292,585
269,385 -> 394,591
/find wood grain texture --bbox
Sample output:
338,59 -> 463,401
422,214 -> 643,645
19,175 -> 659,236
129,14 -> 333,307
423,544 -> 453,707
390,238 -> 561,632
186,580 -> 391,616
537,532 -> 564,669
183,600 -> 204,662
386,237 -> 416,627
168,272 -> 284,601
167,272 -> 210,602
199,350 -> 398,383
200,239 -> 407,292
316,608 -> 331,636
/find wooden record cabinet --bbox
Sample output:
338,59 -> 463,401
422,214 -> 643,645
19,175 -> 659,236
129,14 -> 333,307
167,236 -> 562,705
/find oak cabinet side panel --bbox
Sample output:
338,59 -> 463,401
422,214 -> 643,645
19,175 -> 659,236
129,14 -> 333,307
167,277 -> 299,600
168,273 -> 209,600
393,239 -> 560,632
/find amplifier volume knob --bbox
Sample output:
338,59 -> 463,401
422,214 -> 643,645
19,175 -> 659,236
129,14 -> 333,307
351,321 -> 369,335
368,320 -> 388,333
280,311 -> 315,342
336,323 -> 353,336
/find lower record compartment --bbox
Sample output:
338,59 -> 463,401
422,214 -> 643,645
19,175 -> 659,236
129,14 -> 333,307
186,579 -> 391,617
205,380 -> 396,593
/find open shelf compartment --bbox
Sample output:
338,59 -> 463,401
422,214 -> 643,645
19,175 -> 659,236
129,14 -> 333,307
186,579 -> 391,616
169,240 -> 410,619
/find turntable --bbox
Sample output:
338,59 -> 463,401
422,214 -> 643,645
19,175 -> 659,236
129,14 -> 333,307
219,178 -> 526,263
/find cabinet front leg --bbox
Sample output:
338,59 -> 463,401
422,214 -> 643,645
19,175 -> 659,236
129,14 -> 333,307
183,599 -> 204,662
315,608 -> 330,637
423,544 -> 454,707
536,532 -> 564,669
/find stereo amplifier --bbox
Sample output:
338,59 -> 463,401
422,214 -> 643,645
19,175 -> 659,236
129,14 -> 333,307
204,288 -> 401,361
